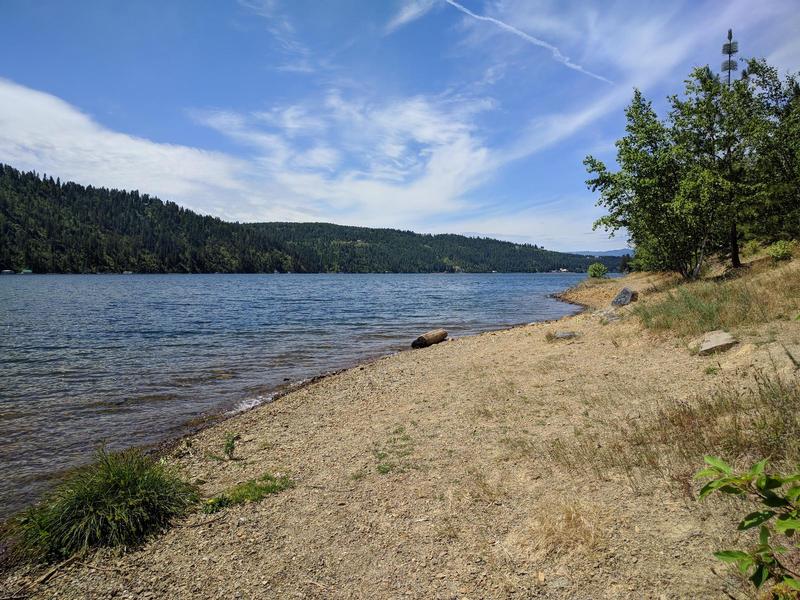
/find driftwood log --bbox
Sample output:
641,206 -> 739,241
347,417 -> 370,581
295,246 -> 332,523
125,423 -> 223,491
411,328 -> 448,349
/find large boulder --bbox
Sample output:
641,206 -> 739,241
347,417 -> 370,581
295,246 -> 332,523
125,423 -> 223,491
692,330 -> 738,355
611,287 -> 639,307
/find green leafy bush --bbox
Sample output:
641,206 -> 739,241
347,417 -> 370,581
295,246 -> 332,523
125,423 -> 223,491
742,239 -> 762,258
697,456 -> 800,596
5,449 -> 197,561
203,473 -> 293,514
767,241 -> 796,262
588,262 -> 609,278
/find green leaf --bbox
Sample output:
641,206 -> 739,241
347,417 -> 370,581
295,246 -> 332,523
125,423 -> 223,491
714,550 -> 751,562
738,511 -> 775,530
749,564 -> 769,588
763,493 -> 790,508
750,458 -> 769,477
694,467 -> 721,479
774,518 -> 800,534
759,525 -> 770,545
786,486 -> 800,502
704,455 -> 733,475
783,576 -> 800,591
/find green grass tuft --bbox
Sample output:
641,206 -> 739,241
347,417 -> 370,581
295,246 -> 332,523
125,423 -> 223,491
203,473 -> 293,514
4,449 -> 197,562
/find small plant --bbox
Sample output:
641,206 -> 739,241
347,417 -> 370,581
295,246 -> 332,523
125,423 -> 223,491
587,262 -> 609,278
742,239 -> 762,258
223,432 -> 240,460
4,449 -> 197,561
696,456 -> 800,596
203,473 -> 293,514
767,241 -> 796,262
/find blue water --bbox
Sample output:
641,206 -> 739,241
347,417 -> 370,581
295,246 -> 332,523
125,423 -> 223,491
0,272 -> 586,517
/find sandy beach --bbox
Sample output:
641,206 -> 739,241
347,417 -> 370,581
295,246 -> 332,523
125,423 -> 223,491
3,269 -> 799,599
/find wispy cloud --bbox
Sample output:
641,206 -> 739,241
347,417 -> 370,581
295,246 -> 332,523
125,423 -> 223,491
386,0 -> 438,34
2,0 -> 797,251
238,0 -> 318,73
443,0 -> 613,85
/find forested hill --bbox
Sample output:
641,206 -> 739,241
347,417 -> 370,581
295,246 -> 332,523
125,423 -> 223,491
0,165 -> 620,274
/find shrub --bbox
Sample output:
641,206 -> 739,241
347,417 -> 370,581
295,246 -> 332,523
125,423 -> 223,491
203,473 -> 293,514
741,239 -> 762,258
587,262 -> 609,278
767,240 -> 795,262
5,449 -> 197,561
696,457 -> 800,596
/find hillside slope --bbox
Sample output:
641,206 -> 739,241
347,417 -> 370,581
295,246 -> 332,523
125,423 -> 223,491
0,164 -> 620,274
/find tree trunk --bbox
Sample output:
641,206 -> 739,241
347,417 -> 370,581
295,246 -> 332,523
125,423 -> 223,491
730,221 -> 741,268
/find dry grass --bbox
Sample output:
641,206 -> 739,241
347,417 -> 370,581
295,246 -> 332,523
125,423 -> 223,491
545,371 -> 800,490
508,501 -> 605,561
634,259 -> 800,337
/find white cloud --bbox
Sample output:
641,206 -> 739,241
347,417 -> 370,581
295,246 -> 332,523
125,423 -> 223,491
385,0 -> 438,34
0,78 -> 251,218
1,0 -> 797,252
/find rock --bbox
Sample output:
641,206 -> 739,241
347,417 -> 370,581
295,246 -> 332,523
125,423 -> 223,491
552,331 -> 578,340
693,330 -> 738,355
611,287 -> 638,306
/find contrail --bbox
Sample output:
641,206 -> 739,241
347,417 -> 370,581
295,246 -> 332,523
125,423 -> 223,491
444,0 -> 613,85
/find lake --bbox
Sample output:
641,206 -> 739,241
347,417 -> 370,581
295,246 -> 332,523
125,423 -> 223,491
0,272 -> 587,518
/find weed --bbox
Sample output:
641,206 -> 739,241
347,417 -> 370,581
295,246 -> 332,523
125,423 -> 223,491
705,366 -> 719,375
372,426 -> 416,474
223,432 -> 240,460
203,473 -> 293,513
4,449 -> 197,561
545,372 -> 800,489
635,261 -> 800,337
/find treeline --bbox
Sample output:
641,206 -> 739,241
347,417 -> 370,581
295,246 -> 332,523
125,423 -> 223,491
0,165 -> 619,274
586,49 -> 799,278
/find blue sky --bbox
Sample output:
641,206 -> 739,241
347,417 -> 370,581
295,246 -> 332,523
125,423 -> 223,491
1,1 -> 798,250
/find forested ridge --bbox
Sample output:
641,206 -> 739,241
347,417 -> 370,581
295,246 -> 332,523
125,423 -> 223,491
0,165 -> 619,274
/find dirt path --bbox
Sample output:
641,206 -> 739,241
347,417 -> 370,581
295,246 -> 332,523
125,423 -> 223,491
4,272 -> 797,599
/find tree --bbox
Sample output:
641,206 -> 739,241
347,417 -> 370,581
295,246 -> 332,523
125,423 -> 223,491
587,47 -> 800,279
586,90 -> 712,278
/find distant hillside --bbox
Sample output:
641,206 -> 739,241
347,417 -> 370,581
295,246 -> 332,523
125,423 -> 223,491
572,249 -> 633,257
0,164 -> 620,274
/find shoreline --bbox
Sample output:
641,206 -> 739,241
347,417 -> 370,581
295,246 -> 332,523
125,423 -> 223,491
2,278 -> 591,524
153,284 -> 589,464
6,266 -> 798,598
